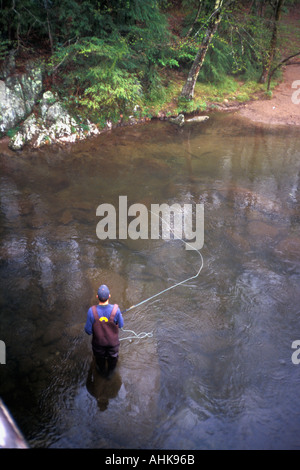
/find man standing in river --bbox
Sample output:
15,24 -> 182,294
84,284 -> 124,378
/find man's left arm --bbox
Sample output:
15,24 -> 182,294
116,308 -> 124,329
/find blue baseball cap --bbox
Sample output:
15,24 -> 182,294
97,284 -> 110,301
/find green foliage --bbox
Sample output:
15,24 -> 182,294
177,94 -> 207,115
0,0 -> 168,51
167,2 -> 275,88
50,37 -> 140,120
169,39 -> 199,66
1,0 -> 296,126
265,90 -> 273,99
6,126 -> 20,138
45,1 -> 170,120
198,36 -> 234,83
0,37 -> 14,61
81,66 -> 142,117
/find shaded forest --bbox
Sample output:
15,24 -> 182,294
1,0 -> 299,123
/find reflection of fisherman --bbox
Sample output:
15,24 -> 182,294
86,363 -> 122,412
84,284 -> 124,378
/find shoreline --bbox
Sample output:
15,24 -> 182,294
1,63 -> 299,157
1,3 -> 299,155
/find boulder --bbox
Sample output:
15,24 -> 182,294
8,131 -> 25,151
0,61 -> 42,135
39,90 -> 57,119
39,91 -> 78,138
168,114 -> 185,127
0,52 -> 16,80
9,112 -> 48,150
8,90 -> 100,150
22,114 -> 40,142
32,131 -> 51,149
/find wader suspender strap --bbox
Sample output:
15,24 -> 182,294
109,304 -> 119,322
91,304 -> 119,323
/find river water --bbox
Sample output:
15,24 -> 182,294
0,112 -> 300,449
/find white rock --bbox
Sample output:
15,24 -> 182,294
8,131 -> 25,150
186,115 -> 209,123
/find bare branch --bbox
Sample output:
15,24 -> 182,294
267,51 -> 300,90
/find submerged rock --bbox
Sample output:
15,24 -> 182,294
59,209 -> 73,225
248,220 -> 281,239
217,185 -> 286,217
274,236 -> 300,262
64,322 -> 85,339
225,228 -> 250,252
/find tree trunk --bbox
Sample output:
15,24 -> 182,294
259,0 -> 285,84
180,0 -> 224,100
44,0 -> 54,54
185,0 -> 203,38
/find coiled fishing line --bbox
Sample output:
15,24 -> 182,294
120,210 -> 204,341
119,329 -> 153,342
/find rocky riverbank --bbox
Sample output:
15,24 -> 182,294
1,50 -> 299,154
7,90 -> 102,150
0,56 -> 42,138
0,55 -> 151,152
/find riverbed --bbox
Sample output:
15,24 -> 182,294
0,112 -> 300,449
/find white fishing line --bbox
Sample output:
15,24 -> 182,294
120,210 -> 204,340
119,329 -> 153,342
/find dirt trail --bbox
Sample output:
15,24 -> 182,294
239,59 -> 300,126
239,7 -> 300,127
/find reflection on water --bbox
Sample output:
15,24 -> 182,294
86,361 -> 122,412
0,113 -> 300,449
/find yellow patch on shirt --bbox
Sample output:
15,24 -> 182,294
99,316 -> 108,322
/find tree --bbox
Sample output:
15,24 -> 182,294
180,0 -> 225,100
184,0 -> 203,38
259,0 -> 285,84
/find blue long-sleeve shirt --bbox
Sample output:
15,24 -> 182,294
84,304 -> 124,335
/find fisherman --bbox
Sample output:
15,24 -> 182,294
84,284 -> 124,378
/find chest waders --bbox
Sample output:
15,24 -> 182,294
91,304 -> 120,352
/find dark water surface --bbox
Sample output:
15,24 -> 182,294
0,113 -> 300,449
